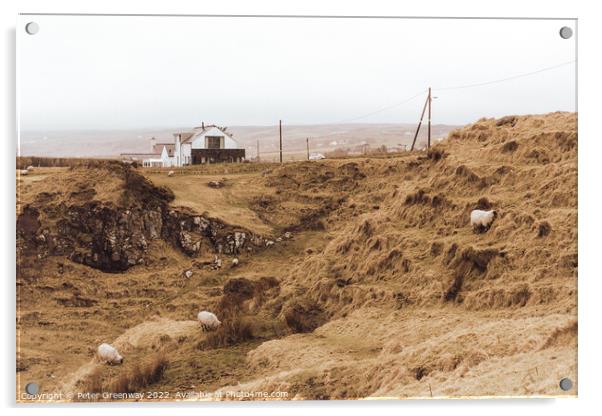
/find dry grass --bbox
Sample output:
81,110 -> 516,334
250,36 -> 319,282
111,354 -> 168,393
17,112 -> 577,400
80,368 -> 104,393
199,318 -> 255,349
198,276 -> 282,349
80,353 -> 169,394
145,172 -> 274,234
16,156 -> 113,169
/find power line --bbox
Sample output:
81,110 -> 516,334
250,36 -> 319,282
320,60 -> 574,127
334,90 -> 428,124
434,60 -> 575,91
290,60 -> 575,141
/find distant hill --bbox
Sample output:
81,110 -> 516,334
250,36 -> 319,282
18,123 -> 460,161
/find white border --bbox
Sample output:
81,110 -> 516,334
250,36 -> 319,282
2,1 -> 601,415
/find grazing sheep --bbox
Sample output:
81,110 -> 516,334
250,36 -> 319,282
470,209 -> 498,233
97,343 -> 124,365
197,311 -> 222,331
26,165 -> 34,171
19,169 -> 29,176
208,180 -> 224,188
231,258 -> 239,268
167,170 -> 174,177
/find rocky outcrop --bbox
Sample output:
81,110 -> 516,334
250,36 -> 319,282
162,210 -> 264,258
61,203 -> 159,271
17,162 -> 269,273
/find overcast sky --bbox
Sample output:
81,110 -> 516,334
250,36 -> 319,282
18,15 -> 576,130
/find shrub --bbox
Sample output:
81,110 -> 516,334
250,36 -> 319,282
501,140 -> 519,153
199,317 -> 255,349
537,221 -> 552,237
108,353 -> 169,393
80,368 -> 104,393
81,353 -> 169,393
426,147 -> 447,161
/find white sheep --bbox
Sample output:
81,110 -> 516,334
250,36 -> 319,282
97,343 -> 124,365
167,170 -> 174,177
19,169 -> 29,176
470,209 -> 498,233
26,165 -> 34,171
231,258 -> 239,268
197,311 -> 222,331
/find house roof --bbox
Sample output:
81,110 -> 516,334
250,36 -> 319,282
153,143 -> 175,156
175,132 -> 195,143
178,125 -> 236,145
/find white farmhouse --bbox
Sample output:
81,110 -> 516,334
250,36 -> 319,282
121,123 -> 245,167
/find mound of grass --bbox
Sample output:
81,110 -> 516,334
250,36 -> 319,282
81,353 -> 169,395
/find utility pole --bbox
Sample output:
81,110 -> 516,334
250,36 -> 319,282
410,90 -> 430,151
257,139 -> 260,162
306,137 -> 310,160
279,120 -> 283,164
426,87 -> 433,149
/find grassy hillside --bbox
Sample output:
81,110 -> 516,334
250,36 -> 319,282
16,112 -> 577,401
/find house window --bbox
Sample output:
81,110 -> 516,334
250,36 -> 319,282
206,136 -> 222,149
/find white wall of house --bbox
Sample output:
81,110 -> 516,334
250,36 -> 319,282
181,143 -> 192,165
223,134 -> 238,149
160,146 -> 174,167
190,126 -> 239,149
174,137 -> 181,167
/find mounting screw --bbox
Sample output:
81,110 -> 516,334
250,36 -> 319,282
25,22 -> 39,35
25,382 -> 39,395
559,26 -> 573,39
559,377 -> 573,391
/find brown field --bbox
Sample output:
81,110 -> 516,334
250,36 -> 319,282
16,112 -> 577,401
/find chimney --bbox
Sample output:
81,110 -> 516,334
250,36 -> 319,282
202,121 -> 205,129
150,137 -> 156,153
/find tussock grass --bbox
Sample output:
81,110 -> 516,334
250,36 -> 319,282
80,368 -> 104,393
81,353 -> 169,394
198,317 -> 255,349
111,354 -> 169,393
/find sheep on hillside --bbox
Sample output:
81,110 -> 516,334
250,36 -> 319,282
19,169 -> 29,176
197,311 -> 222,331
167,170 -> 175,177
470,209 -> 498,233
97,343 -> 124,365
26,165 -> 34,171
